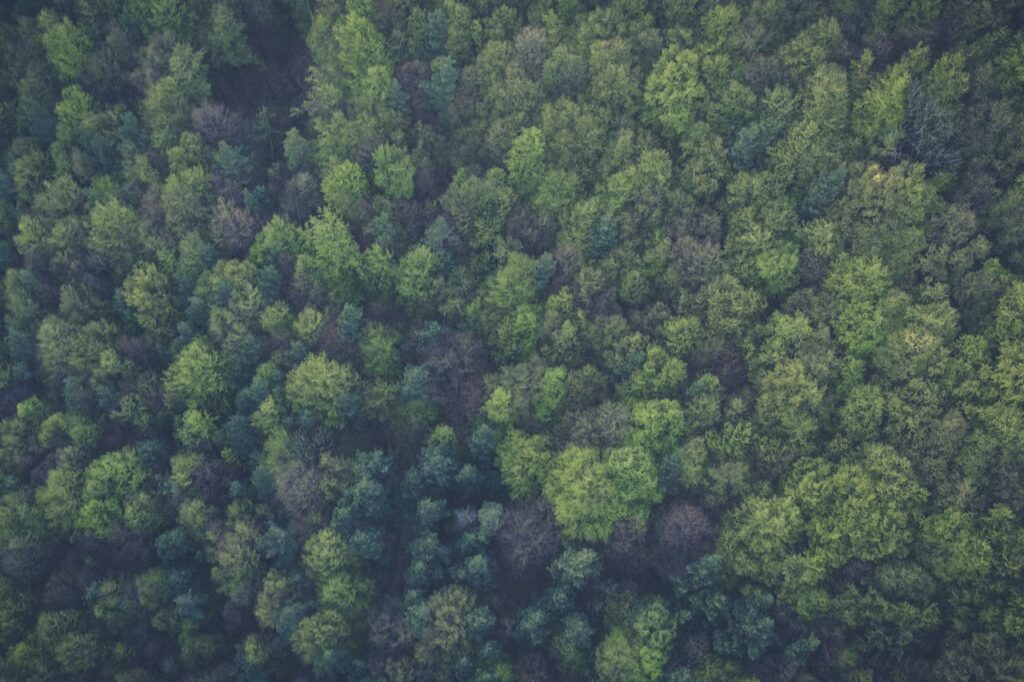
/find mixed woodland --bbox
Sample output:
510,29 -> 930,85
2,0 -> 1024,679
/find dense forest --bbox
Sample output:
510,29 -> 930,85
1,0 -> 1024,679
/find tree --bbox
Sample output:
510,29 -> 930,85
298,209 -> 363,305
700,274 -> 766,342
206,3 -> 256,67
495,499 -> 560,580
630,400 -> 685,456
142,43 -> 211,149
840,383 -> 886,442
754,359 -> 824,462
413,585 -> 483,678
852,60 -> 910,158
78,448 -> 155,537
506,126 -> 546,197
644,46 -> 704,143
596,629 -> 645,682
720,444 -> 927,618
651,500 -> 716,576
36,464 -> 81,533
122,262 -> 175,336
360,322 -> 399,378
285,353 -> 359,428
596,599 -> 676,682
321,160 -> 367,219
472,252 -> 544,359
303,528 -> 357,581
423,55 -> 459,116
718,495 -> 803,586
622,347 -> 687,400
800,446 -> 927,568
88,199 -> 150,276
496,429 -> 552,500
334,11 -> 388,83
544,445 -> 661,542
712,587 -> 776,662
38,11 -> 91,82
921,510 -> 992,585
535,366 -> 568,423
396,245 -> 439,310
290,609 -> 354,669
441,169 -> 514,251
161,166 -> 214,235
164,339 -> 226,410
631,600 -> 676,680
372,143 -> 415,200
824,254 -> 899,359
839,162 -> 937,282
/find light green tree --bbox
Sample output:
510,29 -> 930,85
544,445 -> 661,542
285,353 -> 359,428
372,144 -> 415,200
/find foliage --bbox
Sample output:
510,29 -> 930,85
285,353 -> 359,429
0,1 -> 1021,679
544,445 -> 661,542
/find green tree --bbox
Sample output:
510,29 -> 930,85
290,609 -> 355,668
506,126 -> 546,197
372,143 -> 415,200
206,3 -> 256,67
360,322 -> 399,378
162,166 -> 214,236
303,528 -> 358,581
88,199 -> 150,276
36,464 -> 81,533
122,262 -> 175,336
921,510 -> 993,585
700,274 -> 766,342
413,585 -> 481,677
535,366 -> 568,423
544,445 -> 661,542
840,162 -> 937,282
755,359 -> 824,461
142,44 -> 212,149
496,429 -> 552,500
824,254 -> 900,359
395,244 -> 439,310
631,599 -> 676,680
164,339 -> 226,409
38,11 -> 92,82
334,11 -> 388,82
719,495 -> 803,585
78,448 -> 155,538
321,160 -> 367,219
794,446 -> 927,569
644,46 -> 705,143
441,168 -> 514,251
298,209 -> 363,305
285,353 -> 359,428
424,55 -> 458,115
630,399 -> 685,456
720,444 -> 928,614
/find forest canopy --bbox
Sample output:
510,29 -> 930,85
1,0 -> 1024,680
